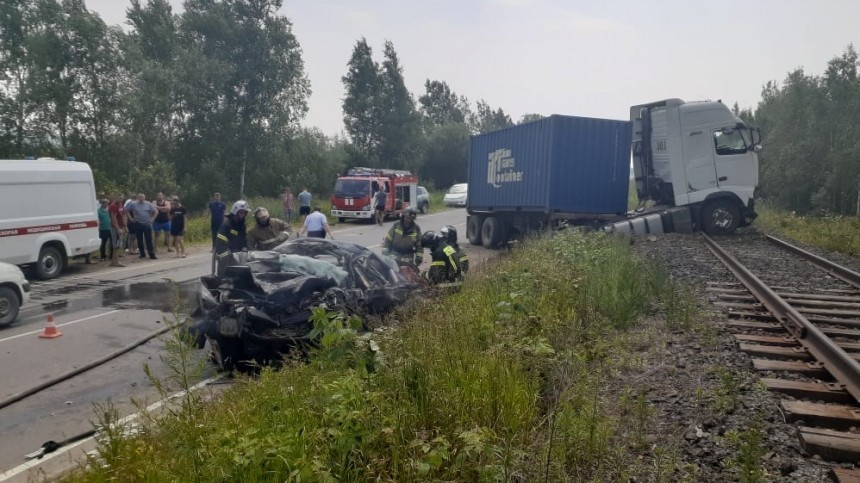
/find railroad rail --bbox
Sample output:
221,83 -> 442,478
704,234 -> 860,478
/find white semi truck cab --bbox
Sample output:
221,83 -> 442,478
629,98 -> 761,235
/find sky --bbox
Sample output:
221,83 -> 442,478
86,0 -> 860,137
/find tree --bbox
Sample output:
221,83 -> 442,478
122,0 -> 178,174
518,113 -> 544,124
471,99 -> 513,133
753,45 -> 860,215
418,79 -> 470,127
376,40 -> 421,170
176,0 -> 310,200
341,39 -> 421,171
0,0 -> 41,157
420,122 -> 470,189
341,38 -> 381,162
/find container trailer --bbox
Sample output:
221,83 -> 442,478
466,99 -> 761,247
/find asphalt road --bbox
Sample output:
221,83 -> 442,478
0,209 -> 494,481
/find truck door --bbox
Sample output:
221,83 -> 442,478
682,129 -> 718,194
712,127 -> 755,191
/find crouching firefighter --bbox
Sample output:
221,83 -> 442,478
214,200 -> 250,276
382,206 -> 422,269
439,224 -> 468,275
421,230 -> 462,284
248,207 -> 291,251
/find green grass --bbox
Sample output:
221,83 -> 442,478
63,230 -> 701,482
755,203 -> 860,257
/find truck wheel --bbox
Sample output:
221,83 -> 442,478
481,217 -> 505,248
338,217 -> 345,223
702,199 -> 740,236
467,215 -> 483,246
36,245 -> 63,280
0,286 -> 20,326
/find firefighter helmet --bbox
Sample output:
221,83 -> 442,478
231,200 -> 251,215
440,225 -> 458,245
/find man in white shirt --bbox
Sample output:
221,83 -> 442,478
299,206 -> 334,239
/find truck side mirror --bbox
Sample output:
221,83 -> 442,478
748,127 -> 762,147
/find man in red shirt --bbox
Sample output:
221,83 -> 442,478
108,192 -> 127,267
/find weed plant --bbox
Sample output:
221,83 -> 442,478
756,203 -> 860,257
63,230 -> 701,482
722,417 -> 768,483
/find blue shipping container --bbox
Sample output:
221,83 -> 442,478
468,115 -> 632,215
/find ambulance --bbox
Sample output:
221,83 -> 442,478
0,159 -> 101,279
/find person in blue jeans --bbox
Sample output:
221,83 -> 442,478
153,192 -> 172,254
128,193 -> 157,259
207,192 -> 227,252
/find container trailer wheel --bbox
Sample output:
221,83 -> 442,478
467,215 -> 483,246
481,217 -> 506,248
702,199 -> 740,236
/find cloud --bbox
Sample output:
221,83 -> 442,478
486,0 -> 538,7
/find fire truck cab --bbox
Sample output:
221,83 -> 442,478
330,167 -> 419,223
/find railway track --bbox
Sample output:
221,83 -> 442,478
705,234 -> 860,481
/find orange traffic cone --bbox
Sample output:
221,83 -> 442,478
39,314 -> 63,339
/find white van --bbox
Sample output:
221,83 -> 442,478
0,159 -> 101,279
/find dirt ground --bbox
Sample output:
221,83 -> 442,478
60,242 -> 213,278
627,228 -> 850,482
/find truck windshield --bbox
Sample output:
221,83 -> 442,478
333,179 -> 370,197
713,129 -> 749,156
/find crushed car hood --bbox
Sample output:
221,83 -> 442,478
221,238 -> 417,315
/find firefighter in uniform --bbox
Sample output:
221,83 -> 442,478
439,224 -> 468,275
214,200 -> 250,276
247,207 -> 291,251
421,230 -> 462,284
382,206 -> 422,268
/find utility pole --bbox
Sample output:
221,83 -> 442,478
240,159 -> 246,200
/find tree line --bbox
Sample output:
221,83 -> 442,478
11,0 -> 850,218
0,0 -> 523,210
745,45 -> 860,216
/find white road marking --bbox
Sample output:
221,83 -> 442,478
0,374 -> 224,481
0,310 -> 121,344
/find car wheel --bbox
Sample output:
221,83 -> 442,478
467,215 -> 483,246
0,286 -> 20,326
702,199 -> 740,236
36,245 -> 63,280
419,202 -> 428,214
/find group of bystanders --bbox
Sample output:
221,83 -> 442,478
96,191 -> 188,267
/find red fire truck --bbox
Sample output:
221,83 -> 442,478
330,167 -> 419,222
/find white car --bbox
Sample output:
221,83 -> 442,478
0,261 -> 30,326
443,183 -> 468,207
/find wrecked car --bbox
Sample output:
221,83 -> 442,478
191,238 -> 418,370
